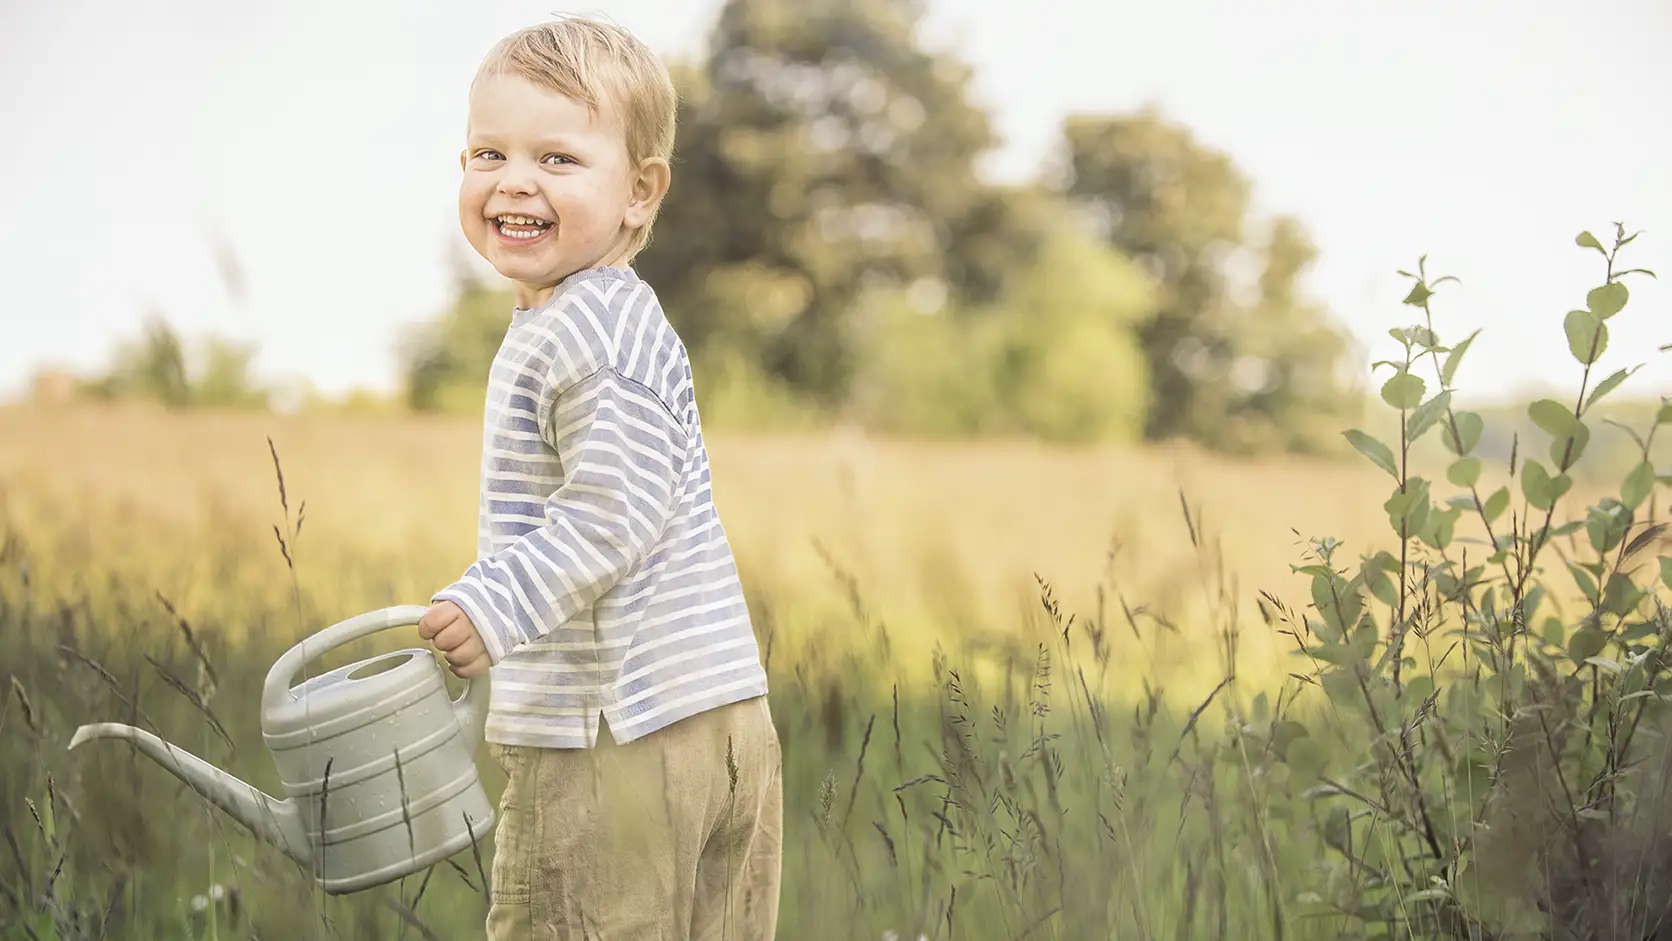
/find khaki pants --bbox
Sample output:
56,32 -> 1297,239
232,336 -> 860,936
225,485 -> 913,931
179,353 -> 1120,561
485,695 -> 782,940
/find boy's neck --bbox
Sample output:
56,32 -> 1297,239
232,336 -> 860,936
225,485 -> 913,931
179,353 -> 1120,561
514,242 -> 634,311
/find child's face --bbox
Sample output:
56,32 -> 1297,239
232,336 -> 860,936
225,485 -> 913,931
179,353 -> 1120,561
458,72 -> 665,309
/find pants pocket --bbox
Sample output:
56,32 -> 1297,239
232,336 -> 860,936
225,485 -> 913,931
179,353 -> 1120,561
488,744 -> 535,904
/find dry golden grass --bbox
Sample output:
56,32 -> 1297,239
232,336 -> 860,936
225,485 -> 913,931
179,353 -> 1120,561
0,401 -> 1622,698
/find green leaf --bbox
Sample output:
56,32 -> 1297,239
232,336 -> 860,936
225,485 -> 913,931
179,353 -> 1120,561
1604,572 -> 1641,617
1623,461 -> 1655,509
1543,616 -> 1565,648
1285,736 -> 1327,782
1385,478 -> 1432,539
1312,573 -> 1364,636
1528,398 -> 1578,437
1584,366 -> 1639,413
1569,626 -> 1607,665
1402,282 -> 1434,308
1361,552 -> 1399,608
1441,411 -> 1485,456
1271,718 -> 1307,754
1407,391 -> 1452,443
1342,429 -> 1400,480
1658,402 -> 1672,425
1551,474 -> 1574,505
1624,523 -> 1665,560
1522,459 -> 1557,510
1440,329 -> 1480,388
1588,281 -> 1629,319
1437,330 -> 1478,391
1483,486 -> 1510,523
1586,499 -> 1631,556
1523,584 -> 1547,623
1549,421 -> 1591,471
1569,563 -> 1600,605
1576,230 -> 1606,254
1400,326 -> 1439,349
1605,419 -> 1649,455
1447,457 -> 1482,487
1321,671 -> 1365,711
1306,642 -> 1358,666
1420,505 -> 1461,550
1381,371 -> 1425,410
1661,557 -> 1672,592
1564,309 -> 1608,364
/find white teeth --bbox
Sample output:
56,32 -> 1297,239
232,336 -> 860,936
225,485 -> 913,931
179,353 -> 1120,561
494,214 -> 552,240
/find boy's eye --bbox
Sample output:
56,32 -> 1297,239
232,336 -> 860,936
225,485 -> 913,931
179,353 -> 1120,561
472,150 -> 503,162
542,154 -> 575,166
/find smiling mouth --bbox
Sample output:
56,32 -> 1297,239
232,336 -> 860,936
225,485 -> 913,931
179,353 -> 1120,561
492,213 -> 554,241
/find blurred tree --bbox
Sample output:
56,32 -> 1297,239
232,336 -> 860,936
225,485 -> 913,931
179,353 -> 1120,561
850,216 -> 1155,442
634,0 -> 1045,408
81,313 -> 270,409
1055,107 -> 1359,452
988,223 -> 1154,442
400,272 -> 514,415
190,336 -> 270,409
80,314 -> 187,406
1226,215 -> 1360,452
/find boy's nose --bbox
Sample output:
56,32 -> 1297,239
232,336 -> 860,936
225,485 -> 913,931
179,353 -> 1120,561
495,165 -> 539,196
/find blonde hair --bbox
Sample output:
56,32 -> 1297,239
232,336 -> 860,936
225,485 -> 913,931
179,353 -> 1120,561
474,14 -> 677,261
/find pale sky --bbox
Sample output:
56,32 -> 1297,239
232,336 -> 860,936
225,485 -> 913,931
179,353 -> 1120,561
2,0 -> 1669,406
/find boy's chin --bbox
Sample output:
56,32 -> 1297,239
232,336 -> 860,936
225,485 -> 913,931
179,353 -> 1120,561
489,257 -> 562,288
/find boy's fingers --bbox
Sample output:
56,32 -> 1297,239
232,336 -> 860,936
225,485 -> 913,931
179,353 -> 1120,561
417,603 -> 458,640
449,652 -> 491,679
431,620 -> 467,651
444,636 -> 486,668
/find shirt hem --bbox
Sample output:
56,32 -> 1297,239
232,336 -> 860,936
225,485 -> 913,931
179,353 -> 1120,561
481,671 -> 771,749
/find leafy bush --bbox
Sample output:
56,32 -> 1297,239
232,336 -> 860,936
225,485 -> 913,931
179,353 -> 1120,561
1276,222 -> 1671,938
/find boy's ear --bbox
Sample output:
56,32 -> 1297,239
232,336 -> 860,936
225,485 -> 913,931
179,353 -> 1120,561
459,150 -> 468,170
624,157 -> 671,229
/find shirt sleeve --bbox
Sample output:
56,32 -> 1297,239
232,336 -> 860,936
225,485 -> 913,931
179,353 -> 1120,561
432,365 -> 689,664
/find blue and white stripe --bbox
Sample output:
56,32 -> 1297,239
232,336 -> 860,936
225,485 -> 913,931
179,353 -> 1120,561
434,265 -> 769,748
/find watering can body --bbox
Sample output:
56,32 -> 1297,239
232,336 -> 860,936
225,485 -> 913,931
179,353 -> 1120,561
70,606 -> 496,895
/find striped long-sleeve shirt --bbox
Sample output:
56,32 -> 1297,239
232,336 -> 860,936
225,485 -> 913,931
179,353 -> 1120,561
432,265 -> 769,748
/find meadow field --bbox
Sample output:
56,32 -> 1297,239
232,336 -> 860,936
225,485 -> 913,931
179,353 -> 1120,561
1,401 -> 1664,939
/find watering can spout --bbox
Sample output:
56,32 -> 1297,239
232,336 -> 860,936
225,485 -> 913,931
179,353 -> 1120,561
69,723 -> 310,866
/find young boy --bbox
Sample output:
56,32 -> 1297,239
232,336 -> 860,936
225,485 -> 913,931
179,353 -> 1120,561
414,15 -> 780,940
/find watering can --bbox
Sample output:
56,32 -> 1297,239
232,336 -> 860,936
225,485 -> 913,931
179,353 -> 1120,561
68,605 -> 495,895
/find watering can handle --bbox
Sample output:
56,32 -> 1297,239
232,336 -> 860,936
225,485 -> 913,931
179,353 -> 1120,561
260,605 -> 489,755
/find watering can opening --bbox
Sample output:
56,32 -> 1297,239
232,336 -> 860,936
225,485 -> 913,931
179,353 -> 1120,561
288,647 -> 431,701
346,650 -> 416,681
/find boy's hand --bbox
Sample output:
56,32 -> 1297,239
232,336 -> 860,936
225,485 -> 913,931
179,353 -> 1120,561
418,601 -> 491,679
